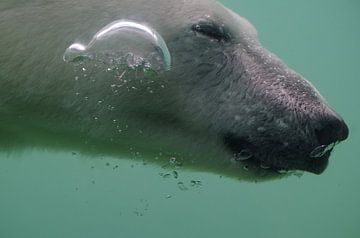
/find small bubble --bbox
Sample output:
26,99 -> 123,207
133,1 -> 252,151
260,164 -> 271,169
144,63 -> 151,69
190,180 -> 202,187
169,157 -> 176,164
74,76 -> 79,80
118,70 -> 126,79
82,67 -> 86,71
310,143 -> 335,158
235,149 -> 253,161
165,194 -> 172,199
177,182 -> 188,191
161,173 -> 171,179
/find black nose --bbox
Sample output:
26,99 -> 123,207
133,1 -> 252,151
314,113 -> 349,145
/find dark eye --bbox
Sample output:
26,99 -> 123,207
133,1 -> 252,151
192,20 -> 231,42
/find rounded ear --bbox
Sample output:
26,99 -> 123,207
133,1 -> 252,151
63,20 -> 171,72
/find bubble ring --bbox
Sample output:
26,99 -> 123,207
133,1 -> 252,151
63,20 -> 171,70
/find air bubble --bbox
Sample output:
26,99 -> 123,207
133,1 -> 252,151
310,142 -> 336,158
190,180 -> 202,187
260,164 -> 271,169
63,20 -> 171,71
177,182 -> 188,191
161,173 -> 171,179
235,149 -> 253,161
169,157 -> 177,164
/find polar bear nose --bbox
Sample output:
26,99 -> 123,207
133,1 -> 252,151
310,113 -> 349,158
314,115 -> 349,145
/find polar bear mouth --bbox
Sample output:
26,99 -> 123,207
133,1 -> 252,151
302,151 -> 330,174
222,133 -> 331,175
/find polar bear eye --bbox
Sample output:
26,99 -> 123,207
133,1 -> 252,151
192,21 -> 231,42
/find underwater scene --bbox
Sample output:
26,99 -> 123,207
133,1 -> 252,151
0,0 -> 359,237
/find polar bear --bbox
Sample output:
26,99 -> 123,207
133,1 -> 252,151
0,0 -> 348,174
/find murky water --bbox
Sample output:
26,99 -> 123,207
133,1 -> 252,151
1,0 -> 359,237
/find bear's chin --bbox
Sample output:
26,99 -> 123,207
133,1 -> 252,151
235,150 -> 331,175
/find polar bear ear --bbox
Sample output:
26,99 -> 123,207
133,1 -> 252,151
63,20 -> 171,73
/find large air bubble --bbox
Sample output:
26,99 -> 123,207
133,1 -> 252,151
63,20 -> 171,72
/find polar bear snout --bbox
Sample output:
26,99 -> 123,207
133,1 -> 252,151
222,106 -> 348,174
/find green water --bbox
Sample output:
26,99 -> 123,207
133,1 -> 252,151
1,0 -> 360,237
